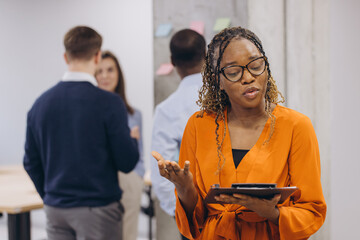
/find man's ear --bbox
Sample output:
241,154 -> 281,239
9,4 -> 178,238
63,53 -> 70,64
95,50 -> 102,64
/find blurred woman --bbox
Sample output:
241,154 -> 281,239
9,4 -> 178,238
96,51 -> 144,240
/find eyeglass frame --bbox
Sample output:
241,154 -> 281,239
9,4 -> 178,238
219,56 -> 268,82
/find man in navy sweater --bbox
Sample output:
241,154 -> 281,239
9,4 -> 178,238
23,26 -> 139,240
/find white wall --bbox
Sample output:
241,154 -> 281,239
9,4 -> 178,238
330,0 -> 360,239
0,0 -> 153,168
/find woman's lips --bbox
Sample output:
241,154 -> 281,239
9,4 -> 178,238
243,87 -> 260,99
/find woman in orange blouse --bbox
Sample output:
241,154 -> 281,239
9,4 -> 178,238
152,26 -> 326,239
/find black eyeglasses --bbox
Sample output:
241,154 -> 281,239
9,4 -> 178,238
219,56 -> 267,82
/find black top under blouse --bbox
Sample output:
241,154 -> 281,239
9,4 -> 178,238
232,149 -> 249,168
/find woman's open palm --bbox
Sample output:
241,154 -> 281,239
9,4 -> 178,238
151,151 -> 194,190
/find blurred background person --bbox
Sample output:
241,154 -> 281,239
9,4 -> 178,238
95,50 -> 145,240
151,29 -> 206,240
23,26 -> 139,240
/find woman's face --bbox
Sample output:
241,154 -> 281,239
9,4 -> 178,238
219,38 -> 268,111
95,58 -> 119,92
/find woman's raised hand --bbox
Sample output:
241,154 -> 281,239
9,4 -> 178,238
152,150 -> 199,219
151,151 -> 193,190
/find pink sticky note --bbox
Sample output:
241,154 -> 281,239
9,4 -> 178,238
190,21 -> 205,35
156,63 -> 174,75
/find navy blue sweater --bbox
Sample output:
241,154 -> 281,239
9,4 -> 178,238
23,81 -> 139,208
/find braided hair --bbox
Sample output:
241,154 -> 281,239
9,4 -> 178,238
197,26 -> 284,173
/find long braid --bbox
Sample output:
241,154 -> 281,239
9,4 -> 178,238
211,35 -> 231,174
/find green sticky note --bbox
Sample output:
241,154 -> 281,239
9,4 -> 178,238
213,18 -> 231,32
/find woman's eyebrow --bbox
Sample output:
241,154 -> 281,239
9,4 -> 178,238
223,61 -> 237,66
221,55 -> 261,68
248,55 -> 260,61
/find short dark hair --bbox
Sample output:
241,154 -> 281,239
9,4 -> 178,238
170,29 -> 206,68
64,26 -> 102,61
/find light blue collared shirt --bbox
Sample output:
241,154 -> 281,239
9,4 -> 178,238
150,73 -> 202,216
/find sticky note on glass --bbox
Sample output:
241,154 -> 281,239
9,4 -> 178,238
213,18 -> 231,32
190,21 -> 205,35
155,23 -> 172,37
156,63 -> 174,75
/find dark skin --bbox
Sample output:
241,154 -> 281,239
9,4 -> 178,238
152,38 -> 280,225
171,56 -> 204,80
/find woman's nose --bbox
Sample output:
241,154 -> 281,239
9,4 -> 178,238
241,68 -> 255,84
100,71 -> 107,79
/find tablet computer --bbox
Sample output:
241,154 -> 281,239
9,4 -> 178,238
204,183 -> 298,204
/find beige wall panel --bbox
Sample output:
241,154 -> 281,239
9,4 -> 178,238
286,0 -> 315,119
311,0 -> 330,239
248,0 -> 286,99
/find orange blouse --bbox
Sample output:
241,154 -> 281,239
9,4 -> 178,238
175,105 -> 326,240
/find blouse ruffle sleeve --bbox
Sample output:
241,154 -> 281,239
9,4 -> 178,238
278,115 -> 327,239
175,113 -> 207,239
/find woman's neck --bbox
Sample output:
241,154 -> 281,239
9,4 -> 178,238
227,104 -> 272,129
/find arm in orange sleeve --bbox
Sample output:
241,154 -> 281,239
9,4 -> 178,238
175,114 -> 207,239
278,115 -> 327,239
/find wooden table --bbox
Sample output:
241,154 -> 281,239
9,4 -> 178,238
0,165 -> 43,240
